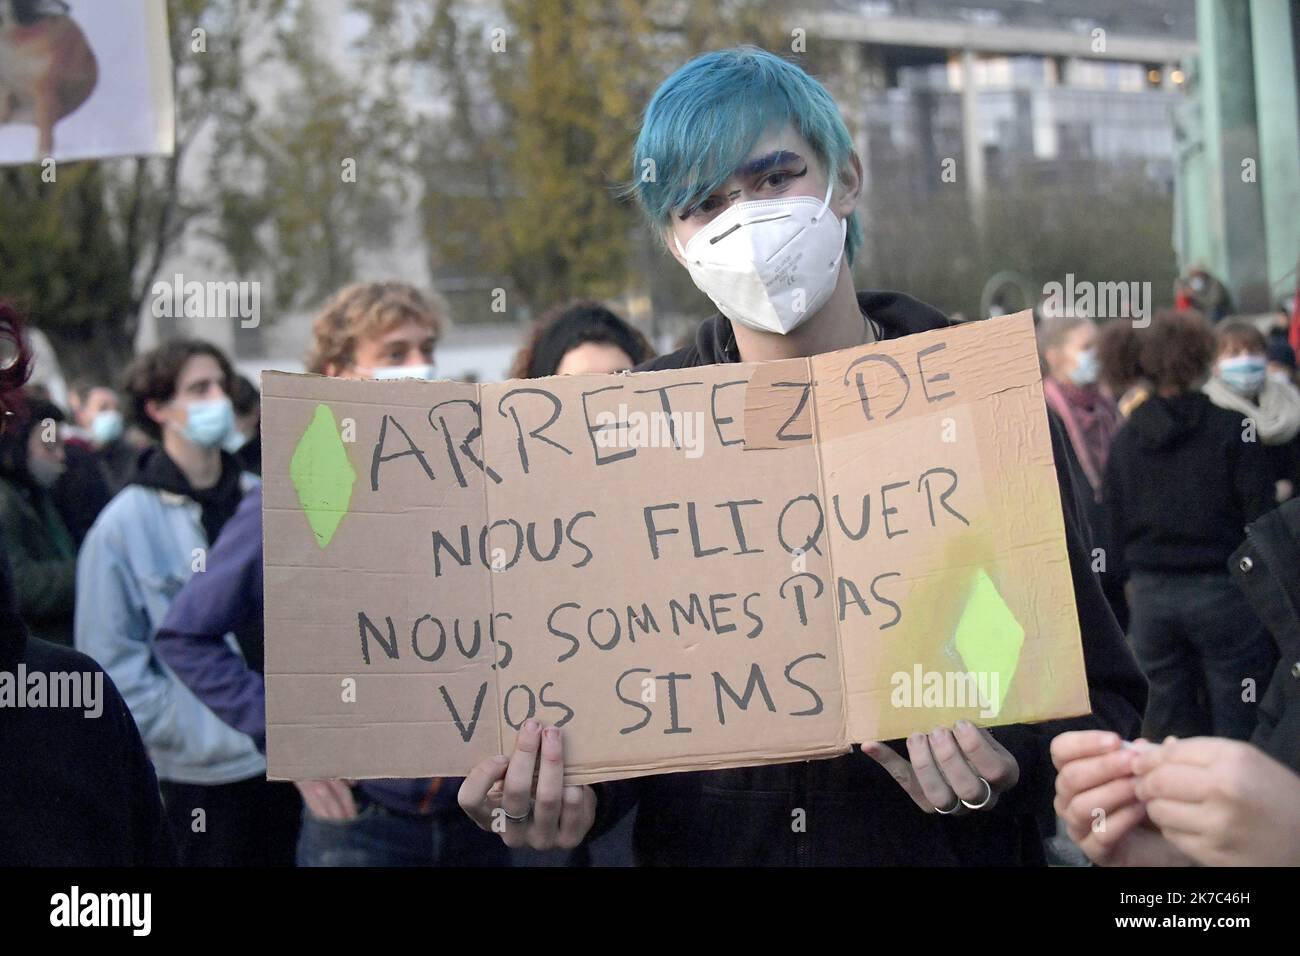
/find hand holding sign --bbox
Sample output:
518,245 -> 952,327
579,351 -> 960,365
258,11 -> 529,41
459,722 -> 596,850
863,720 -> 1018,815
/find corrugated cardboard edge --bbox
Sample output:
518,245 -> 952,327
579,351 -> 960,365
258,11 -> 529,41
475,379 -> 508,761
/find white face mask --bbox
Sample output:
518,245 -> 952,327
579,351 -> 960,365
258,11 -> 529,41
675,179 -> 847,335
361,363 -> 438,381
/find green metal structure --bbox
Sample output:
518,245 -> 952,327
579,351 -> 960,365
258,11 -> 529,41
1176,0 -> 1300,311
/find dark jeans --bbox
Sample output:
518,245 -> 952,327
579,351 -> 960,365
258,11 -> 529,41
296,790 -> 510,867
1127,572 -> 1278,740
160,776 -> 302,866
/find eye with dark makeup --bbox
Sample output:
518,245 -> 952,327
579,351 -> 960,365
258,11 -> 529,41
678,162 -> 809,221
761,163 -> 808,191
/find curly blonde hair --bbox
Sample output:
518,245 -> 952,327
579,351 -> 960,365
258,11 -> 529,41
305,281 -> 447,374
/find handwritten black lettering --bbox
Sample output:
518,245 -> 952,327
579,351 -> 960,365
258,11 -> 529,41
547,603 -> 581,663
843,353 -> 909,421
358,611 -> 398,665
582,384 -> 635,466
439,682 -> 488,742
711,380 -> 747,447
917,343 -> 956,403
785,653 -> 825,716
615,667 -> 653,734
774,381 -> 813,441
370,414 -> 435,491
713,663 -> 776,725
428,398 -> 502,486
497,387 -> 571,474
778,493 -> 825,556
918,466 -> 970,527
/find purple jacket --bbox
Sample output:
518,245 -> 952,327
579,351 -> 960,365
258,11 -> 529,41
153,485 -> 454,815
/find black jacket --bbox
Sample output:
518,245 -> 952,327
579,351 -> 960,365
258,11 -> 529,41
1230,499 -> 1300,773
589,292 -> 1148,865
1103,391 -> 1275,580
50,439 -> 112,546
0,546 -> 175,865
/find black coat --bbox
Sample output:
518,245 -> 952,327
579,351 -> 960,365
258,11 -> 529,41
50,439 -> 113,546
587,293 -> 1148,865
0,545 -> 175,865
1103,391 -> 1275,580
1230,499 -> 1300,773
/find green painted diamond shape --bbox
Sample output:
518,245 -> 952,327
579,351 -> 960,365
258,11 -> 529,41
290,404 -> 356,549
951,568 -> 1025,716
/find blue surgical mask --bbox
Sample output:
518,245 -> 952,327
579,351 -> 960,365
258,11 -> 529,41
1069,348 -> 1099,387
1218,355 -> 1267,396
89,409 -> 124,445
222,428 -> 249,454
179,397 -> 235,449
368,363 -> 437,381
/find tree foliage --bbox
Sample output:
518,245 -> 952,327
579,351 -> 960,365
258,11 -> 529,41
412,0 -> 785,322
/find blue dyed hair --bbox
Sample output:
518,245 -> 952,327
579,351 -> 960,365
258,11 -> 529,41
629,46 -> 862,265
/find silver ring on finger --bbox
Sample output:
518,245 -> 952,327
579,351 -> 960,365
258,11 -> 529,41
502,801 -> 533,822
933,795 -> 962,815
960,776 -> 993,810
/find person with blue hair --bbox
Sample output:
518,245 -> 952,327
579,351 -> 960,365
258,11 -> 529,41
459,46 -> 1147,865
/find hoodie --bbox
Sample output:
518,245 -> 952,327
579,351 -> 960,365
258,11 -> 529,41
131,445 -> 245,544
1103,390 -> 1275,579
584,291 -> 1148,865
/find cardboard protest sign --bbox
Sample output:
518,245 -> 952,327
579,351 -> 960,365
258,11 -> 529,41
262,311 -> 1090,784
0,0 -> 173,166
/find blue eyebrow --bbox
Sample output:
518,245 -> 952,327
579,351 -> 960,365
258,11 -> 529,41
736,149 -> 803,178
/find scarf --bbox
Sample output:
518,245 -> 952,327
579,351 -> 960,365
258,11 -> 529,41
1043,376 -> 1121,499
1203,375 -> 1300,445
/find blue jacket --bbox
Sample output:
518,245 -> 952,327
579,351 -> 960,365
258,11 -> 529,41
75,480 -> 266,785
154,485 -> 454,814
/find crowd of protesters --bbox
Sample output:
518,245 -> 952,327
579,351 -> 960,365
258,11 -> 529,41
2,45 -> 1299,868
1043,303 -> 1300,866
0,288 -> 653,867
1040,307 -> 1300,739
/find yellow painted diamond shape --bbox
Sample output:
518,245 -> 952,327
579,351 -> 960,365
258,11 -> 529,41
951,568 -> 1025,716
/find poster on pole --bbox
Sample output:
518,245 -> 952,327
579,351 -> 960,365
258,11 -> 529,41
0,0 -> 173,165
